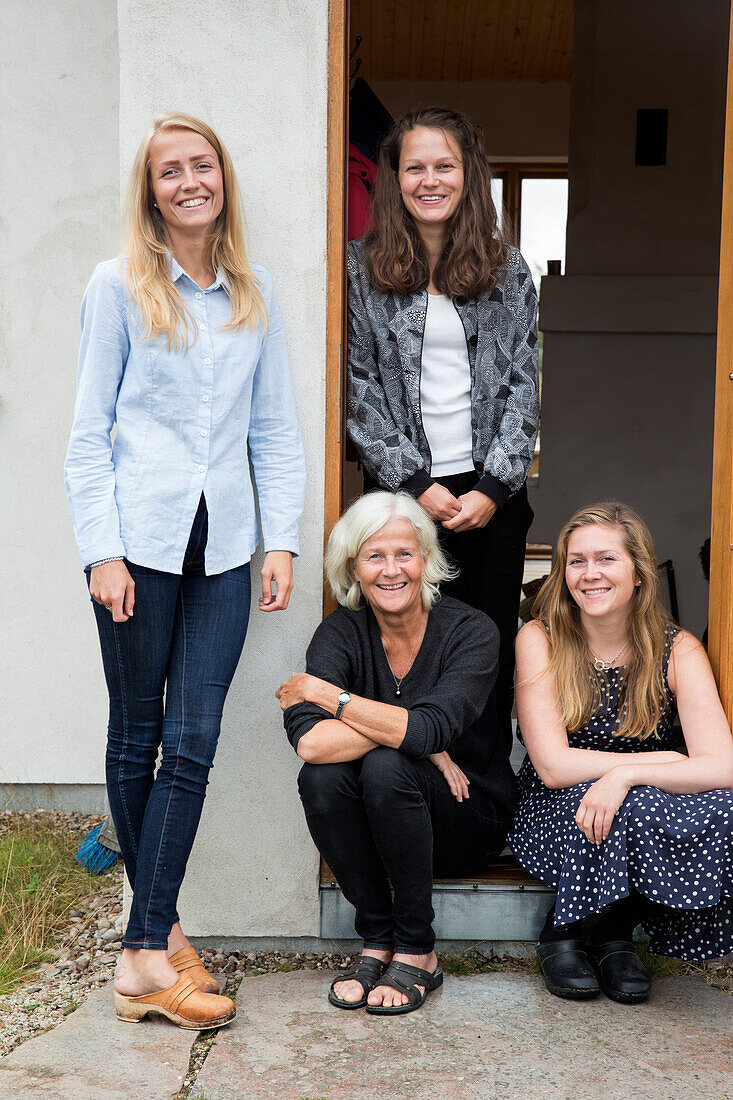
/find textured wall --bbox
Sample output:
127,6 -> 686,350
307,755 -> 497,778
0,0 -> 119,785
530,0 -> 728,637
116,0 -> 327,936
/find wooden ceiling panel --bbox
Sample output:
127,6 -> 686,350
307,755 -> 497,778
350,0 -> 573,82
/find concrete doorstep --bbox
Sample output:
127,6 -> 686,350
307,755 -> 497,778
0,970 -> 731,1100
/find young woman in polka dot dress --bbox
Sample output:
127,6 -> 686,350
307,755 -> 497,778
508,502 -> 733,1004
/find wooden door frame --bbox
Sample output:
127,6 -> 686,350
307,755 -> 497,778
708,4 -> 733,724
317,0 -> 348,892
324,0 -> 733,721
323,0 -> 348,615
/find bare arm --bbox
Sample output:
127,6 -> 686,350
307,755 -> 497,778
515,622 -> 687,789
295,719 -> 380,764
600,631 -> 733,795
276,673 -> 407,763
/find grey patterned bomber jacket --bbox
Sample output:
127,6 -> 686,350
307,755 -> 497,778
346,238 -> 540,506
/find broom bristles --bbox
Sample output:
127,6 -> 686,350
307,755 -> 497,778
75,822 -> 119,874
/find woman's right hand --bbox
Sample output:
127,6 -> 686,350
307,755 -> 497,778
90,561 -> 135,623
418,483 -> 462,523
429,751 -> 470,802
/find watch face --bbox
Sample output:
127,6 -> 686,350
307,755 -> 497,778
339,691 -> 351,704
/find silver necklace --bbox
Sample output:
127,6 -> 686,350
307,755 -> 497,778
590,642 -> 628,672
383,631 -> 424,696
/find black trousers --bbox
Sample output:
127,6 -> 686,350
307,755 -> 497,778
438,474 -> 533,745
298,747 -> 509,954
365,470 -> 534,745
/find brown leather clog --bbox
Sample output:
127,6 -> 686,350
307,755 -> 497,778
114,975 -> 236,1029
168,945 -> 220,993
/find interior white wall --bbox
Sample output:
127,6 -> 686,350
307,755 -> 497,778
530,0 -> 728,637
370,79 -> 570,160
117,0 -> 327,937
0,0 -> 119,788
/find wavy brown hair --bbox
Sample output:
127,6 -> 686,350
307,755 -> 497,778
124,112 -> 266,350
363,107 -> 506,297
532,502 -> 672,741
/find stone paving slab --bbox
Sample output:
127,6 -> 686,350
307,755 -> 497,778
0,986 -> 194,1099
197,970 -> 733,1100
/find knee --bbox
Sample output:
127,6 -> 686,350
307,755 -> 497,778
297,761 -> 357,815
360,746 -> 417,801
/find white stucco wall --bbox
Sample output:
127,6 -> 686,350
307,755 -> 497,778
0,0 -> 119,787
1,0 -> 327,934
116,0 -> 328,936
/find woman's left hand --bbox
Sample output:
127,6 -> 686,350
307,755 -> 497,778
276,673 -> 330,710
441,491 -> 497,532
260,551 -> 294,611
575,767 -> 632,845
429,752 -> 470,802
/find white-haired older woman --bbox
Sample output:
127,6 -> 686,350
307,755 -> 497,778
276,492 -> 516,1015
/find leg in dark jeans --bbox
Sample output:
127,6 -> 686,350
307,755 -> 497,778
90,499 -> 251,948
299,746 -> 509,953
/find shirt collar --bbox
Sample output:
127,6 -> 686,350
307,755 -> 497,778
167,253 -> 229,294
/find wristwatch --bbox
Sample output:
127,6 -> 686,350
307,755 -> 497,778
334,691 -> 351,720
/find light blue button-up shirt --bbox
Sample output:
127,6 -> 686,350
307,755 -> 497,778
65,257 -> 305,574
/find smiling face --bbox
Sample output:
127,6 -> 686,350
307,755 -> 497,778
398,126 -> 464,233
565,524 -> 640,622
148,128 -> 224,242
352,517 -> 426,619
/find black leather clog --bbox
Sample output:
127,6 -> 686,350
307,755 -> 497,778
590,940 -> 651,1004
536,940 -> 600,1000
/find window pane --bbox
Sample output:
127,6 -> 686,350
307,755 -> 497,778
491,177 -> 504,234
519,177 -> 568,294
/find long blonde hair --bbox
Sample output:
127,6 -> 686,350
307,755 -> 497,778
533,502 -> 671,740
123,112 -> 266,349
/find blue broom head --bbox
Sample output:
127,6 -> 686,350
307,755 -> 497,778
75,822 -> 119,874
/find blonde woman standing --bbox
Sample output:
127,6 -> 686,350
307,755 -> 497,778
509,503 -> 733,1004
65,113 -> 305,1028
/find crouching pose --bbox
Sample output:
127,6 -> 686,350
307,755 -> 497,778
509,502 -> 733,1004
277,492 -> 516,1015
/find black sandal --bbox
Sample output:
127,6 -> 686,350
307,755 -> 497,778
365,960 -> 443,1016
328,955 -> 389,1010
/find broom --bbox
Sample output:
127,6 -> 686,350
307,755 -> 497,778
75,815 -> 121,873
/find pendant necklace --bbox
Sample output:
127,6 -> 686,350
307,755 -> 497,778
589,642 -> 628,672
383,628 -> 424,696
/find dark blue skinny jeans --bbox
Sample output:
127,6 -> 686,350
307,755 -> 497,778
89,496 -> 251,949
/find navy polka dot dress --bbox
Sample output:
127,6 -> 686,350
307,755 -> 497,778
508,626 -> 733,960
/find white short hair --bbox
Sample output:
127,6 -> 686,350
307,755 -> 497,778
325,491 -> 458,611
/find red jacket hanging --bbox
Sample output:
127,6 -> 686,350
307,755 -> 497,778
348,143 -> 378,241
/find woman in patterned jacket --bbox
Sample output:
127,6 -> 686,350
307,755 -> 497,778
347,106 -> 539,755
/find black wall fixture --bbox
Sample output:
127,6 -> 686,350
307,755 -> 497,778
635,108 -> 668,166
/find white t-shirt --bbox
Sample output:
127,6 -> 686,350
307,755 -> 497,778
420,293 -> 474,477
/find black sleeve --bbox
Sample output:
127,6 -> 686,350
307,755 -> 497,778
400,613 -> 499,758
283,611 -> 358,751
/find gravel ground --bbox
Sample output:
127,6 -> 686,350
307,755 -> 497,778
0,812 -> 730,1059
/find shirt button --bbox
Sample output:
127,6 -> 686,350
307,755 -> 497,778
200,429 -> 208,437
197,465 -> 205,473
204,357 -> 212,365
195,292 -> 202,299
202,395 -> 209,402
200,323 -> 207,331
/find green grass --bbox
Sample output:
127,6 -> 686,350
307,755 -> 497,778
0,816 -> 99,995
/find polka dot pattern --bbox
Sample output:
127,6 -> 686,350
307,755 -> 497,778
508,626 -> 733,961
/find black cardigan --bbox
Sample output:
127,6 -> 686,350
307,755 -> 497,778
284,596 -> 517,822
